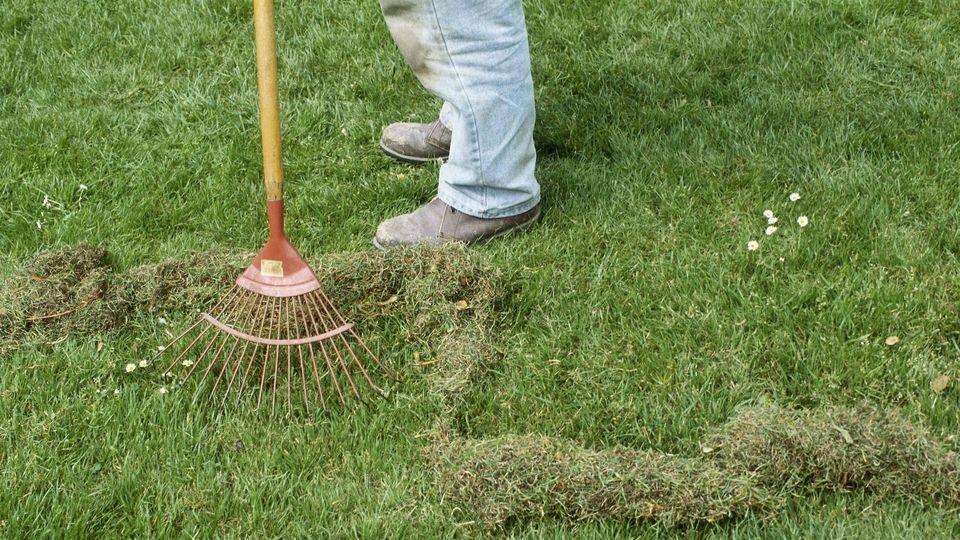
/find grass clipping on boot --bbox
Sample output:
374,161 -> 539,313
429,403 -> 960,527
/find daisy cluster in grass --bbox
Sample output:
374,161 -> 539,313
746,192 -> 809,252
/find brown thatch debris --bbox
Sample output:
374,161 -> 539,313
0,244 -> 504,409
0,244 -> 240,345
430,321 -> 495,403
427,434 -> 773,527
704,402 -> 960,505
317,244 -> 505,408
317,243 -> 504,339
430,403 -> 960,527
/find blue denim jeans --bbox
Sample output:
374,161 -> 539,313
380,0 -> 540,218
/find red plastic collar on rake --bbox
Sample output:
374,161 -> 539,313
216,199 -> 354,347
236,200 -> 321,299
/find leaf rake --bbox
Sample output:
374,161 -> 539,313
153,0 -> 390,414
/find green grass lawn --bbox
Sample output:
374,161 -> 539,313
3,0 -> 960,536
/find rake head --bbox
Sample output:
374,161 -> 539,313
153,201 -> 389,415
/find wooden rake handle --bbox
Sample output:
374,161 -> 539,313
254,0 -> 284,201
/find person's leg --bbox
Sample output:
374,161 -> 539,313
379,0 -> 540,219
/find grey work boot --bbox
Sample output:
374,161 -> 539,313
379,119 -> 451,164
373,197 -> 542,249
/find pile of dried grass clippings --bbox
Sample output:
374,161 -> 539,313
0,244 -> 240,346
429,403 -> 960,527
427,434 -> 773,527
1,245 -> 506,409
704,402 -> 960,505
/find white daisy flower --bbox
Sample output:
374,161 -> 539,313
138,359 -> 149,368
181,359 -> 194,367
765,226 -> 778,236
157,345 -> 166,352
763,209 -> 774,219
789,192 -> 801,202
157,317 -> 167,325
124,363 -> 136,373
159,387 -> 168,395
767,217 -> 778,225
797,215 -> 809,227
747,240 -> 760,251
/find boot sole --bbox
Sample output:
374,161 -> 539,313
372,205 -> 543,251
379,141 -> 449,165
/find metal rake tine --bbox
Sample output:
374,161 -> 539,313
288,299 -> 312,414
211,329 -> 248,400
314,288 -> 352,327
296,343 -> 310,415
295,294 -> 328,413
284,297 -> 294,413
314,291 -> 385,395
155,285 -> 239,368
216,335 -> 252,405
197,291 -> 254,392
308,343 -> 329,413
233,294 -> 273,408
162,320 -> 207,374
314,293 -> 384,396
192,333 -> 234,406
184,327 -> 226,381
162,285 -> 244,374
306,291 -> 356,401
256,297 -> 279,411
307,292 -> 362,401
155,318 -> 203,365
239,343 -> 262,407
221,290 -> 270,398
179,289 -> 247,378
206,292 -> 257,400
270,298 -> 283,416
315,288 -> 392,376
270,298 -> 285,417
340,336 -> 385,396
302,292 -> 346,406
348,327 -> 393,378
318,340 -> 346,406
